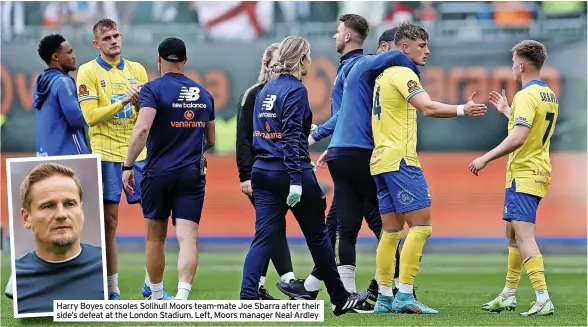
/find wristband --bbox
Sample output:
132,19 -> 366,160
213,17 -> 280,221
457,105 -> 465,116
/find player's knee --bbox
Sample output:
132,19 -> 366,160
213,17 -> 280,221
514,232 -> 536,247
405,207 -> 432,227
176,232 -> 198,245
381,212 -> 403,231
146,220 -> 169,242
505,223 -> 517,246
104,214 -> 118,234
103,203 -> 119,232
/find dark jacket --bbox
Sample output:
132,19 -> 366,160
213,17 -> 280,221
236,82 -> 264,182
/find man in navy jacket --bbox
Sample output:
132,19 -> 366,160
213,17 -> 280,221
33,34 -> 89,156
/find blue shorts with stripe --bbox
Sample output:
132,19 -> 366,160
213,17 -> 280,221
502,180 -> 542,224
101,161 -> 145,204
372,159 -> 431,215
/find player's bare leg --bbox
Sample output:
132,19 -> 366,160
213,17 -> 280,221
483,222 -> 520,312
374,211 -> 404,313
175,219 -> 199,300
145,219 -> 172,300
390,207 -> 438,314
103,203 -> 120,299
512,221 -> 554,316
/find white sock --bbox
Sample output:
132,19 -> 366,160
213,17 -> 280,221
502,286 -> 517,297
337,265 -> 356,293
304,274 -> 320,292
536,289 -> 550,304
379,284 -> 394,297
150,282 -> 163,300
258,276 -> 266,289
175,282 -> 192,300
280,272 -> 295,283
144,267 -> 150,285
107,274 -> 119,294
398,281 -> 413,294
394,278 -> 400,288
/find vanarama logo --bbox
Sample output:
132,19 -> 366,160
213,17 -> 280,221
254,130 -> 282,139
170,110 -> 206,128
171,121 -> 206,128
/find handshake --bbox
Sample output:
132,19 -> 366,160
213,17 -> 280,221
122,82 -> 144,109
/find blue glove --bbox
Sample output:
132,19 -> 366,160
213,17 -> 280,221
286,185 -> 302,207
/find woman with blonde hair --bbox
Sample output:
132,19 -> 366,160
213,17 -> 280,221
235,43 -> 296,300
239,36 -> 367,315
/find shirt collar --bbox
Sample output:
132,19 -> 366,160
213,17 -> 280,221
523,79 -> 546,89
340,49 -> 364,63
95,55 -> 125,71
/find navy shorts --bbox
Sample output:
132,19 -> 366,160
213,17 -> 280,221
503,180 -> 542,224
372,160 -> 431,214
140,166 -> 206,225
102,161 -> 145,204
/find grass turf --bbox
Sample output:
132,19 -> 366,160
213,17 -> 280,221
1,251 -> 586,326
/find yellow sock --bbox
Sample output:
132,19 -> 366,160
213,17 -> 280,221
524,255 -> 547,291
376,230 -> 403,288
505,247 -> 523,289
399,225 -> 432,286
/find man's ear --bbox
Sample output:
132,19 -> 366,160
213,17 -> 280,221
21,208 -> 31,230
345,31 -> 352,43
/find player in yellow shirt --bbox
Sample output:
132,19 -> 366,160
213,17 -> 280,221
470,40 -> 557,316
369,21 -> 486,314
76,19 -> 153,300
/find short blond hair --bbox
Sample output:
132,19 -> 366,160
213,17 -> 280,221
20,163 -> 83,211
258,43 -> 279,83
270,36 -> 311,76
512,40 -> 547,70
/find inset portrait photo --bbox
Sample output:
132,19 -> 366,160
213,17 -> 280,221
6,155 -> 107,318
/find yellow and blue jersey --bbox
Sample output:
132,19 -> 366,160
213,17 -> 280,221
76,56 -> 148,162
370,66 -> 424,175
506,80 -> 558,198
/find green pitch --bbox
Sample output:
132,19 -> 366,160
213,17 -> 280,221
1,251 -> 586,326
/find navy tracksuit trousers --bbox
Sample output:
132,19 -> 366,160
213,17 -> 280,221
240,167 -> 348,304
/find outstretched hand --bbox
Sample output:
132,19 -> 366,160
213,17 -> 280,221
464,92 -> 487,117
488,89 -> 510,114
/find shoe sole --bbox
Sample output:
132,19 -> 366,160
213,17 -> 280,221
332,307 -> 354,316
482,305 -> 516,313
521,311 -> 554,316
349,308 -> 374,314
393,309 -> 439,314
276,284 -> 316,300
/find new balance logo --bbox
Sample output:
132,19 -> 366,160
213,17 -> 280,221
178,87 -> 200,101
262,95 -> 277,111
